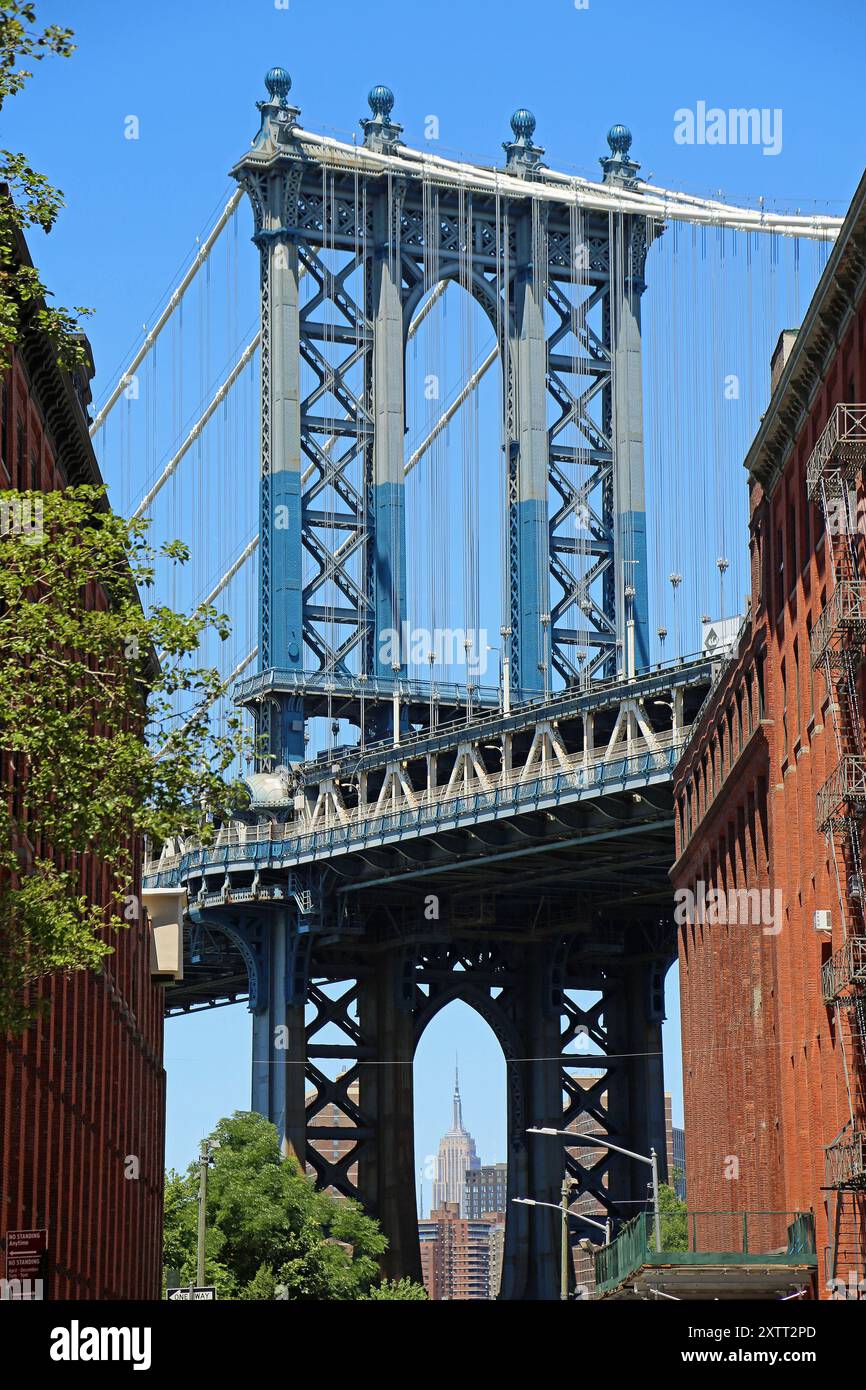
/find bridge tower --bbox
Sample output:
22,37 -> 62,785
159,70 -> 700,1300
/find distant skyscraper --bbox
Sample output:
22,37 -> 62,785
465,1162 -> 508,1218
432,1062 -> 480,1216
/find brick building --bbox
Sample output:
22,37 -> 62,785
671,169 -> 866,1294
418,1202 -> 501,1300
0,221 -> 166,1298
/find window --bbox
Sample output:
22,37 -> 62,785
781,658 -> 788,760
16,417 -> 25,489
756,654 -> 766,718
793,638 -> 802,742
805,617 -> 816,725
776,527 -> 785,613
788,500 -> 798,585
0,378 -> 8,476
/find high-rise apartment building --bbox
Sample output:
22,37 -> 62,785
465,1162 -> 507,1218
418,1202 -> 501,1299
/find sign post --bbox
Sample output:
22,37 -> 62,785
4,1229 -> 47,1299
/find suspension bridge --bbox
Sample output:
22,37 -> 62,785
93,68 -> 843,1297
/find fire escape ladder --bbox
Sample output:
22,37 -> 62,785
809,405 -> 866,1209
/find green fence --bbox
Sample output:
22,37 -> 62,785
594,1210 -> 817,1295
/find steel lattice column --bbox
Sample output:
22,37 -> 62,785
511,211 -> 550,696
249,909 -> 308,1165
370,190 -> 408,687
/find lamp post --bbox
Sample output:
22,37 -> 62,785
513,1186 -> 612,1300
528,1126 -> 662,1254
500,625 -> 512,713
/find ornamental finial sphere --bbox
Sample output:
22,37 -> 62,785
368,84 -> 395,118
607,123 -> 632,155
265,66 -> 292,103
511,107 -> 536,140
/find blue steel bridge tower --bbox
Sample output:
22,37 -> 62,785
152,70 -> 714,1300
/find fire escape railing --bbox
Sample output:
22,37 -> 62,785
808,405 -> 866,1204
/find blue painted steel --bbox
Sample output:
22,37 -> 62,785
516,496 -> 547,691
373,479 -> 408,680
620,508 -> 650,672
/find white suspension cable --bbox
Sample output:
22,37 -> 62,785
155,644 -> 258,759
285,125 -> 842,240
131,333 -> 260,520
200,535 -> 259,608
404,345 -> 498,476
91,189 -> 244,436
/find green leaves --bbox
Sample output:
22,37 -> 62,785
0,485 -> 253,1029
162,1112 -> 427,1301
0,4 -> 89,369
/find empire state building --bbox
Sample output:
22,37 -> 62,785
431,1064 -> 480,1215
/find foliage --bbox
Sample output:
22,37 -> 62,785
656,1182 -> 689,1252
162,1112 -> 427,1301
364,1276 -> 429,1301
0,484 -> 252,1031
0,4 -> 91,367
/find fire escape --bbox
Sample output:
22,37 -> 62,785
808,405 -> 866,1281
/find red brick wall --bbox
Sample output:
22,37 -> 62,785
671,287 -> 866,1294
0,343 -> 166,1299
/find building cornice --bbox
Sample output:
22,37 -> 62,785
745,167 -> 866,494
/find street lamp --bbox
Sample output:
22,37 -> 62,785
528,1126 -> 662,1254
513,1188 -> 612,1301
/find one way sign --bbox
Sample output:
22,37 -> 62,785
167,1286 -> 216,1301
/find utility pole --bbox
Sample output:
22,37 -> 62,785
197,1138 -> 219,1286
560,1174 -> 576,1300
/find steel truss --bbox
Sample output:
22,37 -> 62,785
231,78 -> 656,763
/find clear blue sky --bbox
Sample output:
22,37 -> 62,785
5,0 -> 864,1181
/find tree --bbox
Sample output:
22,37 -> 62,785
364,1277 -> 429,1301
163,1111 -> 428,1301
0,484 -> 252,1032
655,1182 -> 689,1252
1,3 -> 91,367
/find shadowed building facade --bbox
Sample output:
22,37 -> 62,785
0,219 -> 166,1298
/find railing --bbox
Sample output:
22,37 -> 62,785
822,936 -> 866,1003
594,1210 -> 816,1295
816,755 -> 866,833
239,651 -> 712,779
145,733 -> 688,880
806,403 -> 866,500
811,581 -> 866,669
825,1129 -> 866,1190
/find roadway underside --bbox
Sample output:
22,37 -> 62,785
165,782 -> 677,1014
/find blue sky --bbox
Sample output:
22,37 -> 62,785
5,0 -> 864,1183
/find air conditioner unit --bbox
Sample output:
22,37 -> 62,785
813,910 -> 832,935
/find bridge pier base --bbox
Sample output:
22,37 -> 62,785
357,961 -> 421,1283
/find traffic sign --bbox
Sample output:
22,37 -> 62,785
167,1286 -> 216,1301
6,1229 -> 46,1282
